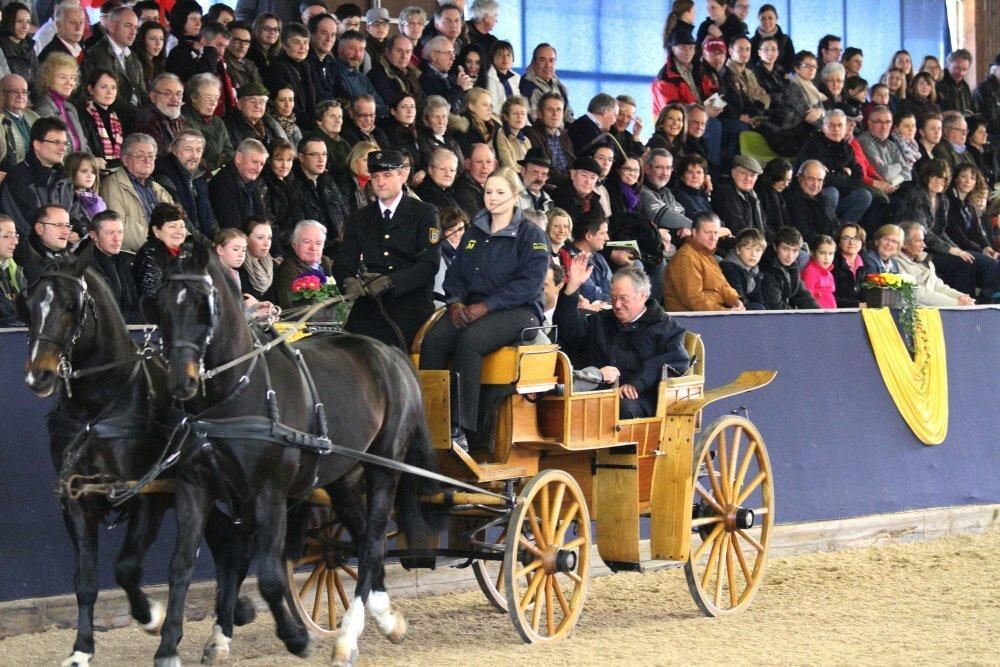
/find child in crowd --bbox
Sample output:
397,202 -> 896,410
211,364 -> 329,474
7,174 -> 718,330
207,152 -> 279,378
863,83 -> 891,126
720,228 -> 767,309
801,234 -> 837,308
65,152 -> 107,236
760,227 -> 820,309
215,228 -> 277,321
842,76 -> 867,126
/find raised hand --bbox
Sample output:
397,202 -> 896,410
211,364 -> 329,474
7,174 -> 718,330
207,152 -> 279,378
565,251 -> 593,293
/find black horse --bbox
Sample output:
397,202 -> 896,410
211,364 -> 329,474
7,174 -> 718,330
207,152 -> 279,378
144,243 -> 443,666
18,256 -> 255,666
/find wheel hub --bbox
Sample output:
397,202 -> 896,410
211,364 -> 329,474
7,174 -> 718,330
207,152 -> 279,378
723,506 -> 754,531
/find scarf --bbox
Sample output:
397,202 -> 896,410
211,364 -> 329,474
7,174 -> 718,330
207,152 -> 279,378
49,91 -> 82,150
618,179 -> 640,213
497,69 -> 515,97
892,132 -> 920,168
76,190 -> 106,221
756,26 -> 778,38
355,173 -> 371,189
85,101 -> 123,159
242,254 -> 274,295
789,74 -> 827,108
276,113 -> 299,142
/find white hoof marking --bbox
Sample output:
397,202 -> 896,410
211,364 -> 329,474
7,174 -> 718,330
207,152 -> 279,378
61,651 -> 92,667
200,624 -> 232,664
140,599 -> 166,634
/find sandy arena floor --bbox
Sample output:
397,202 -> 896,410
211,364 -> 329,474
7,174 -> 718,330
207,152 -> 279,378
2,530 -> 998,666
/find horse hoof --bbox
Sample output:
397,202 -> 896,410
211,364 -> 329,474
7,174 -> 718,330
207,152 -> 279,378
330,645 -> 358,667
61,651 -> 93,667
153,656 -> 183,667
386,612 -> 407,645
201,624 -> 232,664
234,596 -> 256,626
288,632 -> 315,659
140,600 -> 166,635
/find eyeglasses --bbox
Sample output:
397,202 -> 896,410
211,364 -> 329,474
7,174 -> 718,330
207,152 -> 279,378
40,138 -> 70,148
1,88 -> 28,95
840,235 -> 862,243
0,232 -> 19,240
432,49 -> 455,57
799,63 -> 819,70
620,167 -> 640,174
230,37 -> 251,46
127,152 -> 156,161
354,112 -> 376,119
154,89 -> 184,99
609,293 -> 638,305
40,222 -> 72,230
260,25 -> 280,33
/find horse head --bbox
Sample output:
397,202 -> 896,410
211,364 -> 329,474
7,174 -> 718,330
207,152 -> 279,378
21,255 -> 94,397
144,240 -> 222,401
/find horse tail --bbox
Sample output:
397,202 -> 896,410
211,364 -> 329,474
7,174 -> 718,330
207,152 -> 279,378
395,417 -> 447,562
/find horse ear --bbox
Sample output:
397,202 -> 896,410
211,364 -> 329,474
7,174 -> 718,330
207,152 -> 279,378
14,291 -> 30,326
153,242 -> 172,269
191,240 -> 211,270
139,296 -> 160,325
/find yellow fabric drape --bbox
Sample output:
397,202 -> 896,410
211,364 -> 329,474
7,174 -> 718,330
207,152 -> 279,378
861,308 -> 948,445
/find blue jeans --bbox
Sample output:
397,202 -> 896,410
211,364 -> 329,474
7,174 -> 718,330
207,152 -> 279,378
819,186 -> 873,224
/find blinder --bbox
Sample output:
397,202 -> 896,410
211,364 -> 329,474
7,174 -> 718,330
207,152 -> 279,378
159,273 -> 221,364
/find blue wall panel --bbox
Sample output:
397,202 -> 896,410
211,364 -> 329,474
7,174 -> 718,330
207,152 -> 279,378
845,0 -> 902,80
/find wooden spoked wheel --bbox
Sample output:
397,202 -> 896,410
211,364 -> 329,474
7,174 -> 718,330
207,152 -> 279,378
471,525 -> 510,613
285,505 -> 357,638
684,415 -> 774,616
503,469 -> 591,643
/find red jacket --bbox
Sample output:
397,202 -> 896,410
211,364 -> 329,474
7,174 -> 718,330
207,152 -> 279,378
849,137 -> 881,186
652,59 -> 718,116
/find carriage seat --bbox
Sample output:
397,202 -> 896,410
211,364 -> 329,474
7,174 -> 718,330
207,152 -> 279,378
480,342 -> 560,393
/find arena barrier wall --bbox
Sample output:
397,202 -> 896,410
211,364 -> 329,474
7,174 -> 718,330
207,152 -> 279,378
1,307 -> 998,602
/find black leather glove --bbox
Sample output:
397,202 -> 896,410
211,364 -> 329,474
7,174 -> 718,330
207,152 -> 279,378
342,277 -> 364,299
362,273 -> 393,297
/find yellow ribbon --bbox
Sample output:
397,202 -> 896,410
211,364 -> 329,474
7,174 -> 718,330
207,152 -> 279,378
861,308 -> 948,445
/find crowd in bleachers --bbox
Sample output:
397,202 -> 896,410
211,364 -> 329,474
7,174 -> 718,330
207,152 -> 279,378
2,0 -> 1000,333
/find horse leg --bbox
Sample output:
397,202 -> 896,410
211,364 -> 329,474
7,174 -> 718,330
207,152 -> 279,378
114,496 -> 168,635
154,479 -> 212,667
59,499 -> 100,667
363,469 -> 408,644
255,489 -> 314,658
200,508 -> 256,664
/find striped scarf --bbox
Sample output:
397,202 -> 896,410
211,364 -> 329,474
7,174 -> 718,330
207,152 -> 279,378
84,101 -> 123,160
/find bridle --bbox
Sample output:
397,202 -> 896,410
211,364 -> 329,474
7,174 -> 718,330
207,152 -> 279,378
30,271 -> 96,394
159,272 -> 220,365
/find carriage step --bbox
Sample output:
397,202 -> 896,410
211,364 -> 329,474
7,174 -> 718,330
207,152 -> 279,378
472,463 -> 527,482
642,559 -> 686,572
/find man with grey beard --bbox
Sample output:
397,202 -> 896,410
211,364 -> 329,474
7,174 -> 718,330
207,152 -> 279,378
135,73 -> 190,154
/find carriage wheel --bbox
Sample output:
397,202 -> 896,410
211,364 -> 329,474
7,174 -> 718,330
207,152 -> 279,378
285,505 -> 356,638
471,527 -> 510,612
684,415 -> 774,616
449,516 -> 509,613
503,469 -> 591,643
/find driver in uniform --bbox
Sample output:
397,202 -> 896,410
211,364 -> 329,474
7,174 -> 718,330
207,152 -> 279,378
334,150 -> 441,348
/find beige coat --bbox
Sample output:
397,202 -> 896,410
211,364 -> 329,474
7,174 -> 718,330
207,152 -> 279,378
895,252 -> 968,306
99,167 -> 175,253
663,241 -> 741,311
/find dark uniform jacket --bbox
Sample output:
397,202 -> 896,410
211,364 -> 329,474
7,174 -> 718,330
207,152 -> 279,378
441,209 -> 549,322
208,161 -> 271,232
333,194 -> 441,348
555,291 -> 691,414
290,163 -> 351,253
81,37 -> 148,123
759,247 -> 819,310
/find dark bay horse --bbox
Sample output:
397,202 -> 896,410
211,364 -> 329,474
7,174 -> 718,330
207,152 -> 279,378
18,255 -> 255,666
145,243 -> 443,666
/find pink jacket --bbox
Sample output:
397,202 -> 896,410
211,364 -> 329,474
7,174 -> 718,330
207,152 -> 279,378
801,259 -> 837,309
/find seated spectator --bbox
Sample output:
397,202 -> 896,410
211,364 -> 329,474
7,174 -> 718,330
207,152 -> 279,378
78,68 -> 124,173
272,219 -> 333,310
225,81 -> 287,151
214,227 -> 249,289
916,112 -> 943,166
646,103 -> 687,162
590,146 -> 616,217
182,72 -> 234,171
101,133 -> 175,253
936,50 -> 975,116
564,209 -> 612,304
0,117 -> 75,238
683,104 -> 717,174
293,136 -> 350,252
332,29 -> 386,114
898,72 -> 941,126
752,36 -> 786,111
973,59 -> 1000,142
750,6 -> 795,72
934,111 -> 977,172
137,73 -> 190,154
890,110 -> 921,175
0,214 -> 25,327
260,138 -> 298,243
784,159 -> 837,247
946,164 -> 996,258
520,43 -> 573,124
0,3 -> 39,93
269,84 -> 303,149
206,4 -> 236,25
516,147 -> 553,213
311,100 -> 351,173
340,94 -> 390,148
662,212 -> 744,312
966,116 -> 999,186
153,128 -> 216,241
896,221 -> 976,306
858,105 -> 912,188
551,156 -> 603,226
0,74 -> 40,170
433,206 -> 469,305
135,19 -> 167,90
454,87 -> 499,157
14,204 -> 72,284
420,35 -> 472,114
556,261 -> 690,418
305,13 -> 339,104
453,143 -> 497,217
369,34 -> 423,109
771,50 -> 825,155
831,222 -> 868,307
697,0 -> 748,44
639,148 -> 692,236
416,94 -> 465,171
652,23 -> 704,114
673,153 -> 713,219
166,1 -> 204,56
246,13 -> 282,74
720,227 -> 767,309
377,95 -> 422,172
133,202 -> 190,300
609,94 -> 645,156
485,40 -> 520,115
898,158 -> 999,296
712,154 -> 766,241
720,36 -> 770,128
364,7 -> 393,66
418,167 -> 549,449
566,93 -> 619,158
524,92 -> 574,186
797,109 -> 872,224
495,95 -> 531,169
413,146 -> 463,210
920,55 -> 943,82
754,157 -> 792,242
759,226 -> 819,310
339,140 -> 380,213
64,151 -> 106,229
465,0 -> 499,56
38,2 -> 86,65
451,42 -> 489,91
239,217 -> 276,301
77,210 -> 139,320
865,223 -> 904,274
546,207 -> 572,270
209,137 -> 270,234
81,5 -> 147,122
264,23 -> 316,127
225,21 -> 263,90
166,21 -> 233,103
33,52 -> 90,153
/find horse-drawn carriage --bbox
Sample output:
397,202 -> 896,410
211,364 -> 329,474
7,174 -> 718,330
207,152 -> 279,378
21,252 -> 775,665
286,308 -> 777,643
